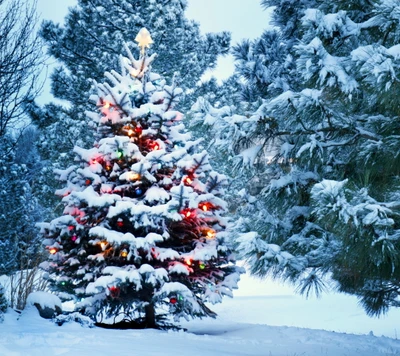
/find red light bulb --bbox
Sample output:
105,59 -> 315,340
183,176 -> 193,186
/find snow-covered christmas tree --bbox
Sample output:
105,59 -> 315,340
39,28 -> 243,329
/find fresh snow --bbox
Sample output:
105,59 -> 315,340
26,292 -> 62,310
1,275 -> 400,355
238,145 -> 263,167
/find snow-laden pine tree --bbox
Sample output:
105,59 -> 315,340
193,0 -> 400,316
0,283 -> 7,322
0,130 -> 43,276
189,0 -> 315,191
39,29 -> 243,329
32,0 -> 230,219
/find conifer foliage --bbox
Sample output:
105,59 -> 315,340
39,29 -> 242,329
194,0 -> 400,316
0,283 -> 7,323
247,0 -> 400,317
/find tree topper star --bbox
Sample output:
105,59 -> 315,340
135,28 -> 153,54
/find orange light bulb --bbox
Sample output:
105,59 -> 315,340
199,202 -> 213,211
206,229 -> 216,239
49,248 -> 57,255
103,102 -> 111,109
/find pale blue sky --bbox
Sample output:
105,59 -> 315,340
36,0 -> 271,42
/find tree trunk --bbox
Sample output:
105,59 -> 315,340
144,302 -> 156,329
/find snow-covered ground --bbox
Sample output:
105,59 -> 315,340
1,274 -> 400,356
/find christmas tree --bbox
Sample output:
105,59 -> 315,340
39,28 -> 243,329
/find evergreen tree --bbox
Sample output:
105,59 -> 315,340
0,130 -> 43,276
39,29 -> 243,329
195,0 -> 400,316
189,0 -> 308,196
0,283 -> 7,322
33,0 -> 230,218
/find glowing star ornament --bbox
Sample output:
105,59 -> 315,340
135,27 -> 153,54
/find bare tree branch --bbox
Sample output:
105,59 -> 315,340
0,0 -> 44,144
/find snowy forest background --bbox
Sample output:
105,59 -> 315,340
1,0 -> 400,347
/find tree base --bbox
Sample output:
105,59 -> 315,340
95,319 -> 184,331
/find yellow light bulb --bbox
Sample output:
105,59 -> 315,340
128,172 -> 140,181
